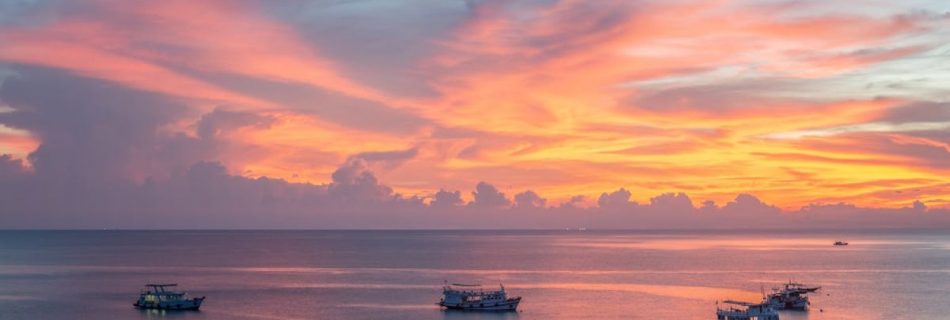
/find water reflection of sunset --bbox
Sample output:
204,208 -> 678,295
557,237 -> 940,251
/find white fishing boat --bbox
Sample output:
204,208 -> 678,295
767,281 -> 820,310
716,300 -> 779,320
133,284 -> 205,310
437,282 -> 521,311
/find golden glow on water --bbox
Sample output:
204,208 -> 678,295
281,282 -> 758,302
517,283 -> 760,302
561,238 -> 845,251
1,231 -> 948,319
556,236 -> 947,251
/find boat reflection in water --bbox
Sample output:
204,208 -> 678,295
438,282 -> 521,311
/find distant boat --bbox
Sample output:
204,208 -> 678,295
437,282 -> 521,311
833,241 -> 848,246
133,284 -> 205,310
767,281 -> 820,310
716,299 -> 779,320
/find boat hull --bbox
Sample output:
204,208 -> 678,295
770,299 -> 807,311
717,302 -> 780,320
716,314 -> 779,320
439,298 -> 520,311
134,297 -> 204,311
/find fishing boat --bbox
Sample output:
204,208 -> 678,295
437,282 -> 521,311
133,284 -> 205,310
833,241 -> 848,246
767,281 -> 820,310
716,300 -> 779,320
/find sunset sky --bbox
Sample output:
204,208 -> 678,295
0,0 -> 948,228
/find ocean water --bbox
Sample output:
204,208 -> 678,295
0,230 -> 947,319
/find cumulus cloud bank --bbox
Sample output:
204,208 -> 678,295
0,66 -> 946,229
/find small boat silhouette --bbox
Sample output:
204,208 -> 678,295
767,281 -> 820,310
437,282 -> 521,311
133,284 -> 204,310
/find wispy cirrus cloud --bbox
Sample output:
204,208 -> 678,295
0,0 -> 949,227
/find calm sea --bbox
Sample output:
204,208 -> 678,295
0,230 -> 947,319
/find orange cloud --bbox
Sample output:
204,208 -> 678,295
0,23 -> 268,108
0,0 -> 946,212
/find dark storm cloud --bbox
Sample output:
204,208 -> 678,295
0,66 -> 423,227
0,154 -> 25,177
0,66 -> 202,196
